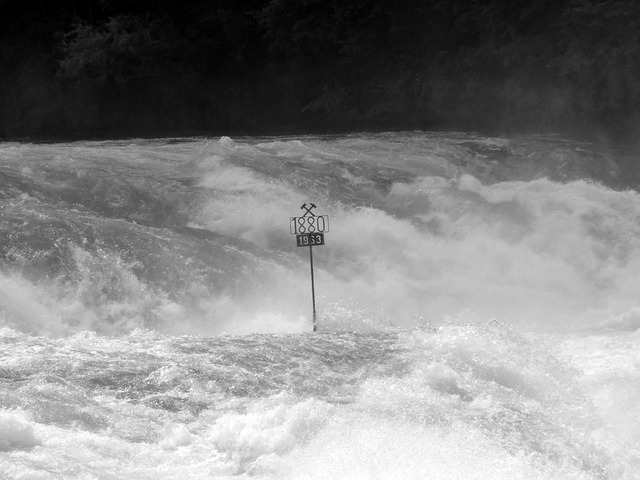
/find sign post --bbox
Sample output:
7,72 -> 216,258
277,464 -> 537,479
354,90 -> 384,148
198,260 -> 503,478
309,243 -> 317,330
290,203 -> 329,332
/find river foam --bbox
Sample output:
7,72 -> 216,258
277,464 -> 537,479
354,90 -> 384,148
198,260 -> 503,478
1,133 -> 639,478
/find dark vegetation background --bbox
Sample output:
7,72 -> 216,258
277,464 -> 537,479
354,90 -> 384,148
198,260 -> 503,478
2,0 -> 640,140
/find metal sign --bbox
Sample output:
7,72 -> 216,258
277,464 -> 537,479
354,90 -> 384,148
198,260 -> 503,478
290,203 -> 330,332
296,233 -> 324,247
290,215 -> 329,235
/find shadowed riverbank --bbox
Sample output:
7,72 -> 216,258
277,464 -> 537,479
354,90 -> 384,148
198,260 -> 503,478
3,1 -> 640,143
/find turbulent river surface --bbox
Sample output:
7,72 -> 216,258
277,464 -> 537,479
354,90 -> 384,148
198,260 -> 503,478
0,132 -> 639,479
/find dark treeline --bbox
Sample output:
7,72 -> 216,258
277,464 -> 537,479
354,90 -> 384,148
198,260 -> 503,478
2,0 -> 640,140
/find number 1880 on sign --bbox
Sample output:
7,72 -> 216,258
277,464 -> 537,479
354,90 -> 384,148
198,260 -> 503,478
296,233 -> 325,247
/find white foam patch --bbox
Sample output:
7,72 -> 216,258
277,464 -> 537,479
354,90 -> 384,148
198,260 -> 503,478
193,164 -> 305,247
160,424 -> 194,450
205,395 -> 333,475
280,418 -> 596,480
0,410 -> 40,451
0,274 -> 61,335
560,332 -> 640,477
0,255 -> 167,336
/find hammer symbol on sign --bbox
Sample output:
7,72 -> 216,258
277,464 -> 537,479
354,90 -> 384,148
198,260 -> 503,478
301,203 -> 317,216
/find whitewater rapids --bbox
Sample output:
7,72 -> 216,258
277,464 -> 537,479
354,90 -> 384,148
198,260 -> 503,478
0,132 -> 638,479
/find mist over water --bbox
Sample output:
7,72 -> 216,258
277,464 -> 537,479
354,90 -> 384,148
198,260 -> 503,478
0,132 -> 639,478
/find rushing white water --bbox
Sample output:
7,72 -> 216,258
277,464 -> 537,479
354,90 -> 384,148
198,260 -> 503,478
0,132 -> 639,479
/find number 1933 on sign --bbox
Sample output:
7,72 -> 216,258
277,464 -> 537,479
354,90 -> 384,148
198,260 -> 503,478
296,232 -> 324,247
